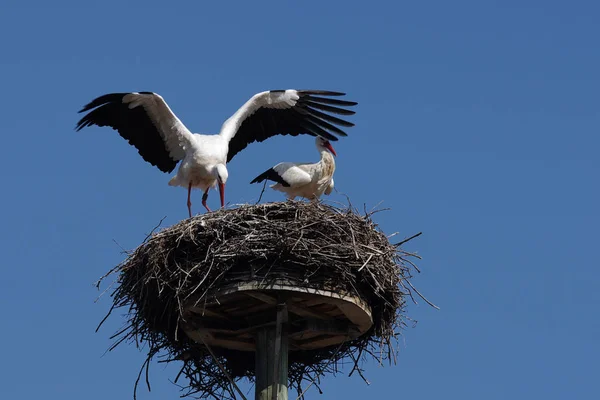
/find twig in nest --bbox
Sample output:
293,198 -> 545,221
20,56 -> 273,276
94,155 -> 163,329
133,352 -> 154,400
357,254 -> 374,272
198,335 -> 247,400
112,238 -> 127,254
405,278 -> 440,310
348,351 -> 370,385
143,215 -> 167,242
255,180 -> 268,204
395,231 -> 423,247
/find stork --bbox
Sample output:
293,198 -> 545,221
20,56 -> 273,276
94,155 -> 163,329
250,137 -> 337,200
75,89 -> 357,217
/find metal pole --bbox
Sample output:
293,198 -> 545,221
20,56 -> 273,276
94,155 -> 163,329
255,303 -> 288,400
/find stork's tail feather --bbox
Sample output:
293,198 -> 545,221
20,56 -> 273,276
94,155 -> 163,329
168,175 -> 185,187
250,168 -> 291,187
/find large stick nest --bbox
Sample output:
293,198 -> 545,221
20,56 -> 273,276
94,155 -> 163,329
96,200 -> 426,399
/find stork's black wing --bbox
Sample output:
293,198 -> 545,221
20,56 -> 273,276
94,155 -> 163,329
75,92 -> 179,173
250,167 -> 291,187
226,90 -> 357,163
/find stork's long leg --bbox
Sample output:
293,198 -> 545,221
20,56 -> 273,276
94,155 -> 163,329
202,188 -> 211,212
187,182 -> 193,218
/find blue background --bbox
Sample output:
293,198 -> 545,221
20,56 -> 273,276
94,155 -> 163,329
1,1 -> 598,398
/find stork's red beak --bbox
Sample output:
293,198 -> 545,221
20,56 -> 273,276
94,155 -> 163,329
325,142 -> 337,157
219,182 -> 225,208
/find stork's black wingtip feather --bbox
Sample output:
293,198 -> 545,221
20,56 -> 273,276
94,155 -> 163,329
74,117 -> 88,131
77,104 -> 94,114
250,170 -> 267,184
299,90 -> 347,97
304,95 -> 358,107
251,168 -> 290,187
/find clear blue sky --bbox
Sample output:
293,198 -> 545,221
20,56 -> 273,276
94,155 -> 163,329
1,0 -> 598,398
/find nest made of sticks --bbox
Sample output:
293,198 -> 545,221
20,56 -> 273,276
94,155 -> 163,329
96,200 -> 428,400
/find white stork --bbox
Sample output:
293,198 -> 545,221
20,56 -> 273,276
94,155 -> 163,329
250,136 -> 337,200
75,89 -> 357,217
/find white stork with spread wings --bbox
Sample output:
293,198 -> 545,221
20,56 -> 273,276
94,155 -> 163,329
75,89 -> 357,217
250,137 -> 337,200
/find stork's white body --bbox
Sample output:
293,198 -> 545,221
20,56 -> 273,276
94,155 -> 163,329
270,153 -> 335,200
252,137 -> 336,200
167,135 -> 228,192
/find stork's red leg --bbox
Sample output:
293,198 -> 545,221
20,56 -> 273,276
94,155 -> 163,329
202,188 -> 211,212
187,182 -> 193,218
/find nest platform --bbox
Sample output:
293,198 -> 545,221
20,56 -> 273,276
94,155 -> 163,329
183,280 -> 373,353
97,201 -> 422,399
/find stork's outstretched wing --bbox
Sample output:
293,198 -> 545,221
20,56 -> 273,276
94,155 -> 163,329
220,90 -> 357,163
76,92 -> 195,173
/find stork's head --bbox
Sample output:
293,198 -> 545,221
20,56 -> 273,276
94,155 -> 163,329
316,136 -> 337,157
214,164 -> 228,208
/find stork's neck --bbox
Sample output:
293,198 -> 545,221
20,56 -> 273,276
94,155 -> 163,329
318,148 -> 336,183
313,148 -> 335,190
319,148 -> 335,165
